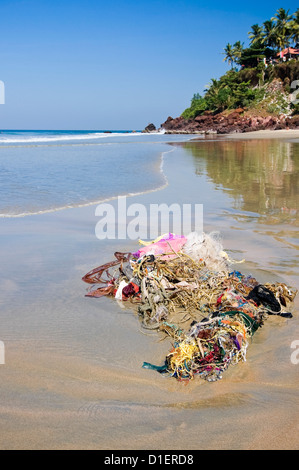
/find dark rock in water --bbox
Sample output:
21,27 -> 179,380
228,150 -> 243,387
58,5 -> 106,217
143,123 -> 156,133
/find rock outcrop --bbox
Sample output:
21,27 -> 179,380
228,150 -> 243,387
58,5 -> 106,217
161,110 -> 299,134
143,123 -> 156,133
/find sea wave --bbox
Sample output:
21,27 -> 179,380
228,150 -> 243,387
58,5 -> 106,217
0,130 -> 166,144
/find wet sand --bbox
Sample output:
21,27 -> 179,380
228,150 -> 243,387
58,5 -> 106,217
0,136 -> 298,449
223,129 -> 299,140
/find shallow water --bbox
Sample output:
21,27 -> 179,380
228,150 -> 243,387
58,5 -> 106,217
0,137 -> 298,449
0,131 -> 192,217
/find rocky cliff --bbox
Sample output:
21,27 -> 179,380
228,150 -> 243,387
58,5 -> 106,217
161,109 -> 299,135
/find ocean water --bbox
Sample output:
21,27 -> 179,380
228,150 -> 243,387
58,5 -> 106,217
0,129 -> 194,217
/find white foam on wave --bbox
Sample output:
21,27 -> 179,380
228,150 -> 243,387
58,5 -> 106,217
0,129 -> 166,144
0,132 -> 135,144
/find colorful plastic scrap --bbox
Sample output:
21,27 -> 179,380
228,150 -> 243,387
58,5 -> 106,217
82,232 -> 297,382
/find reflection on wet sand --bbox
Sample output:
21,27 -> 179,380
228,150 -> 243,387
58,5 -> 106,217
182,139 -> 299,227
172,139 -> 299,286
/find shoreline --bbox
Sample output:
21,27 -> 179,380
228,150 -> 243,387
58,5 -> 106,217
2,128 -> 299,219
165,128 -> 299,141
219,128 -> 299,140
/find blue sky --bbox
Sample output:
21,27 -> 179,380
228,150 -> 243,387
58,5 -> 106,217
0,0 -> 296,130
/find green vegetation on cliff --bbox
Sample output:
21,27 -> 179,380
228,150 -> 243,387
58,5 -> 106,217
182,8 -> 299,120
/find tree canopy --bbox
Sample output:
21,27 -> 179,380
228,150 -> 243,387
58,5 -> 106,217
181,7 -> 299,119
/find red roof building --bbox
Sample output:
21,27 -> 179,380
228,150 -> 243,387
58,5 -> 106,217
277,47 -> 299,59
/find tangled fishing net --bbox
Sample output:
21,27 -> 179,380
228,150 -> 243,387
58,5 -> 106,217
82,232 -> 297,382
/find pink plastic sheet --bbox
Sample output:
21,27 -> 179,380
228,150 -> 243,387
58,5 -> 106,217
134,235 -> 187,260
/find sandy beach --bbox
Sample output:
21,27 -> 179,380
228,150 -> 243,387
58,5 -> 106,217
0,131 -> 298,450
222,129 -> 299,140
3,0 -> 299,452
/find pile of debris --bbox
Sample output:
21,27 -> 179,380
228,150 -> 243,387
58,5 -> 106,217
82,232 -> 297,382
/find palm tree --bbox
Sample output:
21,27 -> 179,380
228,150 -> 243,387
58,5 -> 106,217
290,8 -> 299,46
205,78 -> 231,112
262,20 -> 278,49
233,41 -> 244,65
248,24 -> 263,46
205,78 -> 222,96
272,8 -> 293,50
205,78 -> 223,102
223,43 -> 235,69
